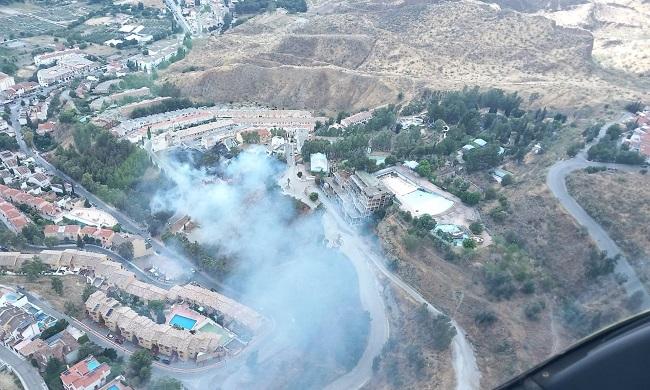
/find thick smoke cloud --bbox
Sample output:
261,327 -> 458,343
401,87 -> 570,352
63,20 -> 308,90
151,147 -> 370,389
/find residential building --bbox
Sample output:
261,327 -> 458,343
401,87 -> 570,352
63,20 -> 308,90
85,291 -> 225,361
18,327 -> 81,369
44,225 -> 81,241
0,72 -> 15,91
34,49 -> 81,66
118,97 -> 171,117
340,110 -> 373,127
89,87 -> 151,111
154,119 -> 236,151
0,170 -> 12,185
37,121 -> 56,135
326,170 -> 393,224
167,284 -> 264,333
0,184 -> 62,221
37,54 -> 99,87
14,166 -> 31,179
4,82 -> 38,99
28,172 -> 51,188
60,355 -> 111,390
111,233 -> 147,258
0,200 -> 30,232
80,226 -> 115,247
128,40 -> 181,72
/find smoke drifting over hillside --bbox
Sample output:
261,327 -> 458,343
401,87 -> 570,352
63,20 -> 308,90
152,147 -> 370,389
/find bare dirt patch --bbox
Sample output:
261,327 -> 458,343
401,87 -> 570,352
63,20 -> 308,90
164,0 -> 649,112
0,371 -> 21,390
0,274 -> 87,314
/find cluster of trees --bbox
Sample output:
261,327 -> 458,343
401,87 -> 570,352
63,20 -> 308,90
587,139 -> 645,165
241,130 -> 260,144
235,0 -> 307,14
0,133 -> 19,150
415,303 -> 456,351
126,349 -> 152,386
161,232 -> 233,276
20,256 -> 48,281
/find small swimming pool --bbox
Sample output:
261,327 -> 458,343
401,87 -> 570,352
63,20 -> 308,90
86,359 -> 101,372
106,385 -> 119,390
169,314 -> 197,330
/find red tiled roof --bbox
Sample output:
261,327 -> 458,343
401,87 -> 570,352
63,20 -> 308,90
44,225 -> 59,234
64,225 -> 81,234
80,226 -> 98,236
96,229 -> 114,239
60,356 -> 110,389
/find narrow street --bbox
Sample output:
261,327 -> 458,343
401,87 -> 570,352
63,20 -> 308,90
546,113 -> 650,308
0,345 -> 47,390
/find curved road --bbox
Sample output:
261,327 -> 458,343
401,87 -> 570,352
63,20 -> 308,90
546,113 -> 650,308
0,345 -> 47,390
319,194 -> 480,390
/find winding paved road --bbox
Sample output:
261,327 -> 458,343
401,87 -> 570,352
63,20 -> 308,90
546,113 -> 650,308
0,345 -> 47,390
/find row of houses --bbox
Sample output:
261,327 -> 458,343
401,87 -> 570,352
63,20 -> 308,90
0,184 -> 62,221
0,285 -> 128,390
86,290 -> 225,362
0,249 -> 263,361
0,199 -> 30,232
112,106 -> 325,148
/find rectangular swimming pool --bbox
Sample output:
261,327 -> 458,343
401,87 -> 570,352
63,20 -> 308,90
169,314 -> 197,330
87,359 -> 101,372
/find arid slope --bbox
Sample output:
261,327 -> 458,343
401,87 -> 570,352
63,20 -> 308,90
163,0 -> 649,111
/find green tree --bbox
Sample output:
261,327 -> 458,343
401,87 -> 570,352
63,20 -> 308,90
82,285 -> 96,302
44,357 -> 66,390
51,277 -> 63,295
309,192 -> 318,202
127,349 -> 153,385
44,236 -> 59,248
500,174 -> 513,186
469,222 -> 483,235
415,160 -> 433,178
462,238 -> 476,249
115,241 -> 134,260
21,256 -> 48,281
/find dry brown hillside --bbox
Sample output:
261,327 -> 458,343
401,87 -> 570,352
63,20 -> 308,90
162,0 -> 649,111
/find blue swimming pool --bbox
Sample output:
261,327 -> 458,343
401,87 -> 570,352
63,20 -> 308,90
87,359 -> 100,371
169,314 -> 197,330
106,386 -> 119,390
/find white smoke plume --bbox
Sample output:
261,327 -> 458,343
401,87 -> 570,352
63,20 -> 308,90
151,147 -> 370,389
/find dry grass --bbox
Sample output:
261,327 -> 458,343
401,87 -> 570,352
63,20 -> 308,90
567,170 -> 650,277
365,280 -> 454,390
163,0 -> 650,112
0,274 -> 87,314
0,371 -> 21,390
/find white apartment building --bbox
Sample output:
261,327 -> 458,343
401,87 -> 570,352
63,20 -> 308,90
37,55 -> 99,86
